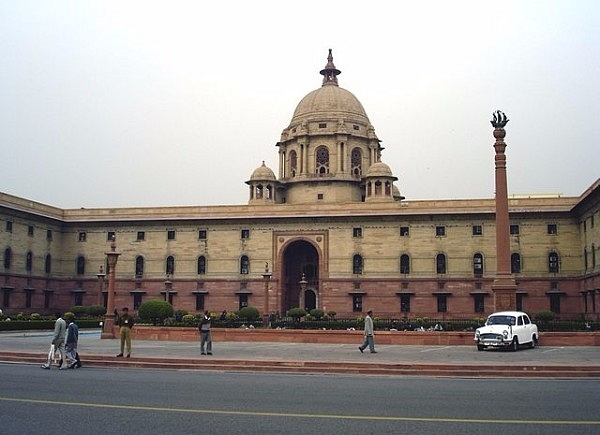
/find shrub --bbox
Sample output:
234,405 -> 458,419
138,299 -> 174,325
287,307 -> 307,320
238,306 -> 260,321
69,306 -> 88,317
327,310 -> 337,319
30,313 -> 41,320
182,314 -> 197,326
87,305 -> 107,317
309,308 -> 324,319
534,310 -> 556,321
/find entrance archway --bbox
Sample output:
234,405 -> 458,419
281,240 -> 319,314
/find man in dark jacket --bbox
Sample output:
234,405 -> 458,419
199,310 -> 212,355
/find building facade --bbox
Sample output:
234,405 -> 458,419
1,51 -> 599,320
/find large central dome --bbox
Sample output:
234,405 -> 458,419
289,49 -> 370,126
291,86 -> 369,124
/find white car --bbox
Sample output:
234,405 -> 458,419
474,311 -> 539,351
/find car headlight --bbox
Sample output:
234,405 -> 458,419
502,330 -> 509,339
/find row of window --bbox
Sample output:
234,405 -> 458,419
4,222 -> 563,241
1,285 -> 566,315
353,252 -> 560,275
2,248 -> 563,276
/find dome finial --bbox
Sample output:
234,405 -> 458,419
319,48 -> 341,87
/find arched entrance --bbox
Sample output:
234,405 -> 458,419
281,240 -> 319,314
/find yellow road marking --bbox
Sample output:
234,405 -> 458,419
1,397 -> 599,425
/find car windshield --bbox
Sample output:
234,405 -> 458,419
487,315 -> 516,326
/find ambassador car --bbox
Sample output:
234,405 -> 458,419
474,311 -> 539,351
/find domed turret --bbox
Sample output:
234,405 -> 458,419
246,162 -> 278,205
364,160 -> 398,203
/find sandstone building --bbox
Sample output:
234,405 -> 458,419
1,51 -> 599,320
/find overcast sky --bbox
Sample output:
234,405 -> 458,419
1,0 -> 598,209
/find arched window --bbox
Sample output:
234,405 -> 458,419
374,180 -> 382,195
511,253 -> 521,273
353,254 -> 363,275
3,247 -> 11,269
436,253 -> 446,274
76,256 -> 85,275
240,255 -> 249,274
351,148 -> 362,177
473,253 -> 484,275
45,254 -> 52,274
290,150 -> 297,177
266,185 -> 272,200
548,252 -> 559,273
592,244 -> 596,268
315,146 -> 329,175
166,255 -> 175,275
255,184 -> 263,199
26,251 -> 33,272
198,256 -> 206,275
400,254 -> 410,274
385,181 -> 392,196
135,256 -> 144,278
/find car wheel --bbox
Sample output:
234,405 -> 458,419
510,337 -> 519,352
529,335 -> 537,349
477,344 -> 485,351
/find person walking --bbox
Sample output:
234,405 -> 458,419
41,312 -> 67,369
358,310 -> 377,354
199,310 -> 212,355
116,307 -> 134,358
65,313 -> 80,369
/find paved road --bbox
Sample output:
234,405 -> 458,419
1,363 -> 599,434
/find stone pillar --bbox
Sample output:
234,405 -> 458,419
262,262 -> 272,315
491,111 -> 516,311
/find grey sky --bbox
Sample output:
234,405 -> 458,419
1,0 -> 598,208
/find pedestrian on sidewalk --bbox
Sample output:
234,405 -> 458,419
116,307 -> 134,358
41,312 -> 67,369
358,310 -> 377,354
199,310 -> 212,355
65,313 -> 81,368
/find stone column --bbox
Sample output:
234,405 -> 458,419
491,111 -> 516,311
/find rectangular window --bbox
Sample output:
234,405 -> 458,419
238,294 -> 249,310
318,123 -> 327,128
436,294 -> 448,313
28,225 -> 34,236
435,226 -> 446,237
317,193 -> 324,200
137,231 -> 145,241
73,293 -> 83,306
78,231 -> 86,242
516,293 -> 524,311
400,294 -> 411,313
549,294 -> 561,313
133,293 -> 143,310
195,293 -> 205,311
352,295 -> 363,312
198,229 -> 207,240
25,291 -> 32,309
353,227 -> 362,238
400,226 -> 409,237
474,294 -> 485,313
241,229 -> 250,239
472,225 -> 482,236
3,290 -> 10,308
5,221 -> 12,232
510,224 -> 520,235
46,229 -> 53,240
547,224 -> 558,235
107,231 -> 115,241
167,230 -> 176,240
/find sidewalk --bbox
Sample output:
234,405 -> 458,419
2,330 -> 600,377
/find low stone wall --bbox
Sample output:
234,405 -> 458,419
115,326 -> 600,346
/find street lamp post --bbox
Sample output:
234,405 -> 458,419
164,274 -> 173,304
96,266 -> 106,307
101,236 -> 121,339
262,262 -> 272,316
299,273 -> 308,311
